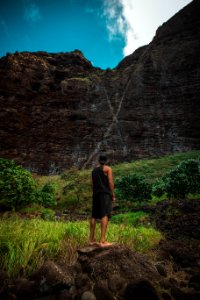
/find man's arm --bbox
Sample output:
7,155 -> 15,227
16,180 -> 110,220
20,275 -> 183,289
107,167 -> 116,202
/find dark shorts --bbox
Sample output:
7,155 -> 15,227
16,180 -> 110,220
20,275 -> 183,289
92,193 -> 112,219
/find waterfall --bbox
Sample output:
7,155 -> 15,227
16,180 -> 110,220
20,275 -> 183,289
82,74 -> 132,168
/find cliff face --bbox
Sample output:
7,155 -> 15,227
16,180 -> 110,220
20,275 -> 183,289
0,0 -> 200,174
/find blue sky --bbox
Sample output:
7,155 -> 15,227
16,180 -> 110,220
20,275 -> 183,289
0,0 -> 192,69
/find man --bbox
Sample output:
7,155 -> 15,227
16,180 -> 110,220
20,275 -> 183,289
89,155 -> 116,247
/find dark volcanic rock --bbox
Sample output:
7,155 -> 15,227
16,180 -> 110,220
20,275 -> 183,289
0,1 -> 200,174
77,245 -> 160,282
151,198 -> 200,239
123,279 -> 160,300
1,239 -> 200,300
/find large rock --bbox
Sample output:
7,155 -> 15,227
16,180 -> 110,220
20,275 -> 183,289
77,245 -> 160,282
0,242 -> 199,299
0,0 -> 200,174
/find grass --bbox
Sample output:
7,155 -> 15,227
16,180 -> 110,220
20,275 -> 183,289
112,150 -> 200,183
1,151 -> 199,279
34,169 -> 91,212
0,216 -> 162,278
33,150 -> 200,213
111,211 -> 149,226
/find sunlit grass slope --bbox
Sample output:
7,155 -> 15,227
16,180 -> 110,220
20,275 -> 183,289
34,150 -> 200,211
113,150 -> 200,183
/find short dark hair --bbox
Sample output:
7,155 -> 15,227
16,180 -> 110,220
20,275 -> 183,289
99,155 -> 107,165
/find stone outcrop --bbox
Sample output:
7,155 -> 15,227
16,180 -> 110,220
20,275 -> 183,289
1,240 -> 200,299
0,0 -> 200,174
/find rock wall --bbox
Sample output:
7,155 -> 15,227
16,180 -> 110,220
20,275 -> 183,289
0,0 -> 200,174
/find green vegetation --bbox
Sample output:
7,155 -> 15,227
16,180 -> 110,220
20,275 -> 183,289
0,150 -> 199,279
0,158 -> 57,210
115,173 -> 152,203
111,211 -> 149,226
19,205 -> 56,221
35,182 -> 57,207
32,150 -> 200,212
34,169 -> 91,213
152,159 -> 200,199
0,216 -> 162,278
0,158 -> 36,210
1,151 -> 200,213
66,77 -> 91,87
60,168 -> 91,214
113,152 -> 200,206
113,150 -> 200,183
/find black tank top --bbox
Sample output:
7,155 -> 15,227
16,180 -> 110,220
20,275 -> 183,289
92,166 -> 111,195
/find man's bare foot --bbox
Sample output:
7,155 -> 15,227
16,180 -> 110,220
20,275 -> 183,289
89,241 -> 99,246
99,241 -> 113,247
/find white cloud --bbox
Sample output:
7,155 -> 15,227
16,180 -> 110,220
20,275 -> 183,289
103,0 -> 126,40
103,0 -> 192,57
119,0 -> 136,56
24,2 -> 42,23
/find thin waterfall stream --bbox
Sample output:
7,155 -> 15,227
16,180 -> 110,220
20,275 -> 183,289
82,74 -> 132,168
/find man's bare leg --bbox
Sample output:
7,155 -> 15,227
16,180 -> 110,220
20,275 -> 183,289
89,217 -> 97,245
100,216 -> 113,246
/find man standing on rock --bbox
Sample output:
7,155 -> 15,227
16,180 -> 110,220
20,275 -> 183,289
89,155 -> 116,247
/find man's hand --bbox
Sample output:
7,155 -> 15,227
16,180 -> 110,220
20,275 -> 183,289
112,195 -> 116,202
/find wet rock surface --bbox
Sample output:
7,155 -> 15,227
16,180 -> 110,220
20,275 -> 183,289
0,1 -> 200,174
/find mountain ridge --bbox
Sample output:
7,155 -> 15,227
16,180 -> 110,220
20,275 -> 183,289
0,0 -> 199,174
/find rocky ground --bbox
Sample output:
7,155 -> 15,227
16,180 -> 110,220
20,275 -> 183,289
0,198 -> 199,300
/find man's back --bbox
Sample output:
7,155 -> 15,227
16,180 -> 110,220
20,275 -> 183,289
92,166 -> 111,195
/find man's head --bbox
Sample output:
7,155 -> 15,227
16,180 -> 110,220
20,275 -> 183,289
99,155 -> 107,165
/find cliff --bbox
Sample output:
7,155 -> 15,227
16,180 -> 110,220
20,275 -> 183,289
0,0 -> 200,174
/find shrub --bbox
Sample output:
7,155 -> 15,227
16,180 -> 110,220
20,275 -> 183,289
163,169 -> 188,199
115,173 -> 152,202
40,208 -> 55,221
0,158 -> 35,210
177,159 -> 200,193
152,159 -> 200,199
35,182 -> 57,207
163,159 -> 200,199
152,180 -> 166,198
